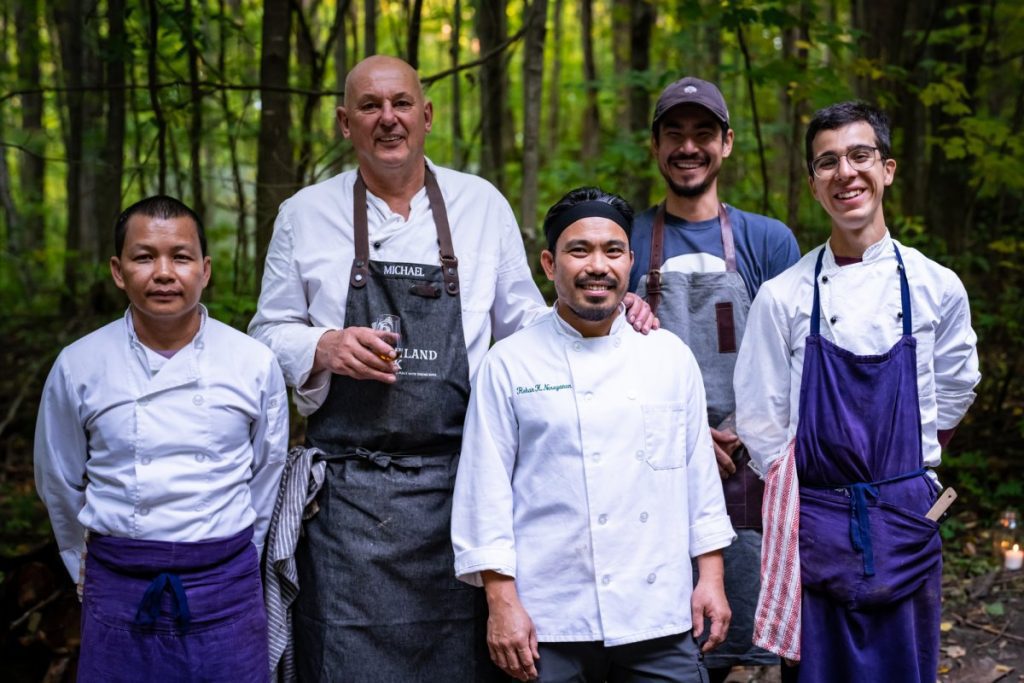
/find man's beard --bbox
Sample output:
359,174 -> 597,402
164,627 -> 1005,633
667,176 -> 713,198
567,301 -> 619,322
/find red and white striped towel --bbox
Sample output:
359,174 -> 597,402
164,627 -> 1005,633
753,438 -> 801,661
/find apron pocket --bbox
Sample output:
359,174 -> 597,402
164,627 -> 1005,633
641,402 -> 687,470
799,489 -> 941,610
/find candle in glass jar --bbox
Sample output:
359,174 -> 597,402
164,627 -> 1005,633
1006,544 -> 1024,571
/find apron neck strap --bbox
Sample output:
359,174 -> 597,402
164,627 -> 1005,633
644,202 -> 735,316
811,242 -> 912,337
423,168 -> 460,296
349,166 -> 461,296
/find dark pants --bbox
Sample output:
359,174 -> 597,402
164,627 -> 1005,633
535,632 -> 708,683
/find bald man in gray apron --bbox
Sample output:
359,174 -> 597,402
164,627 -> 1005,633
631,77 -> 800,682
253,55 -> 657,682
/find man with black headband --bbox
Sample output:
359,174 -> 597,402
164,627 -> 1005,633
630,76 -> 799,681
452,187 -> 734,682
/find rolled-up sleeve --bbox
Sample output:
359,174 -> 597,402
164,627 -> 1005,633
248,206 -> 333,414
933,274 -> 980,429
451,355 -> 520,586
34,355 -> 89,580
735,283 -> 795,475
682,349 -> 736,557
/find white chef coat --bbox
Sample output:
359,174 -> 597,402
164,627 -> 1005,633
734,233 -> 980,475
248,159 -> 547,414
451,307 -> 735,646
34,307 -> 289,580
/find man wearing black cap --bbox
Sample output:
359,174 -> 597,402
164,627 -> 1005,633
630,77 -> 800,682
453,187 -> 735,682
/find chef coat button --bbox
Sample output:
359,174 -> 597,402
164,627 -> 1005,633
194,340 -> 204,349
193,394 -> 204,406
584,392 -> 593,402
598,514 -> 608,525
602,575 -> 611,586
573,342 -> 582,351
139,507 -> 150,516
138,398 -> 149,407
635,450 -> 645,460
821,276 -> 829,283
140,456 -> 152,466
627,391 -> 636,400
591,452 -> 601,463
195,453 -> 206,462
640,512 -> 649,523
897,312 -> 903,319
270,398 -> 279,408
647,573 -> 657,584
373,241 -> 381,249
614,338 -> 622,348
830,315 -> 838,324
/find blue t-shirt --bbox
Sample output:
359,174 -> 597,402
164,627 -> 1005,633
628,204 -> 800,300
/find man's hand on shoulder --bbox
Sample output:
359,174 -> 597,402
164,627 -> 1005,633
623,292 -> 659,334
692,551 -> 731,653
313,328 -> 399,383
482,572 -> 539,681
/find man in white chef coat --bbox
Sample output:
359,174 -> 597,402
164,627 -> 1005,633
452,187 -> 735,682
34,195 -> 288,681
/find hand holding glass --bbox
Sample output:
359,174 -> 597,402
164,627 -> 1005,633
371,314 -> 403,368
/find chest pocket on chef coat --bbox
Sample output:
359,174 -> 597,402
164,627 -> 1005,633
641,402 -> 687,470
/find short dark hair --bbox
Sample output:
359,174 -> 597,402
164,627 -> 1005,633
805,101 -> 892,175
542,187 -> 634,252
114,195 -> 207,257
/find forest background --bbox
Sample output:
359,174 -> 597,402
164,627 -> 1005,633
0,0 -> 1022,679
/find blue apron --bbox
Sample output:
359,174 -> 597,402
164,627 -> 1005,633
794,245 -> 942,682
78,527 -> 268,683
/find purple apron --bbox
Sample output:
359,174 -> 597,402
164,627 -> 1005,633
78,527 -> 269,683
794,245 -> 942,682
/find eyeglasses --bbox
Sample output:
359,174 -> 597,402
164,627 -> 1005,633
810,146 -> 881,179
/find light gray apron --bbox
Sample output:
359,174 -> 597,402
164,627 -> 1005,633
293,169 -> 499,682
637,203 -> 775,667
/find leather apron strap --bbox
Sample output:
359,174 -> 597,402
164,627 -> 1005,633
645,202 -> 734,314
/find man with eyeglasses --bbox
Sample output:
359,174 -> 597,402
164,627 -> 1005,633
734,101 -> 980,681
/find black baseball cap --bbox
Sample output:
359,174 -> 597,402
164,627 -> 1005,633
652,77 -> 730,132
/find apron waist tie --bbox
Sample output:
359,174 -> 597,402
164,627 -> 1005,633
328,447 -> 425,469
813,467 -> 926,577
134,572 -> 191,631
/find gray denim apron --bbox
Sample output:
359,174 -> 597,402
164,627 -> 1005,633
294,169 -> 498,682
637,203 -> 775,667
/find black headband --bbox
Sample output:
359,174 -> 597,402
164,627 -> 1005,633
544,200 -> 632,251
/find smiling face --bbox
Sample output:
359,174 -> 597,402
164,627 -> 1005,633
808,121 -> 896,251
337,56 -> 433,180
110,214 -> 210,335
541,217 -> 633,337
652,104 -> 734,199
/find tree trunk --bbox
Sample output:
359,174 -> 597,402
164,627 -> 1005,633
579,0 -> 600,163
333,0 -> 351,176
184,0 -> 205,225
256,0 -> 295,279
544,0 -> 563,160
449,0 -> 467,168
15,0 -> 44,254
782,1 -> 810,239
146,0 -> 168,195
627,0 -> 654,212
363,0 -> 376,56
406,0 -> 424,68
612,0 -> 630,131
219,0 -> 251,293
473,0 -> 507,190
520,0 -> 548,243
